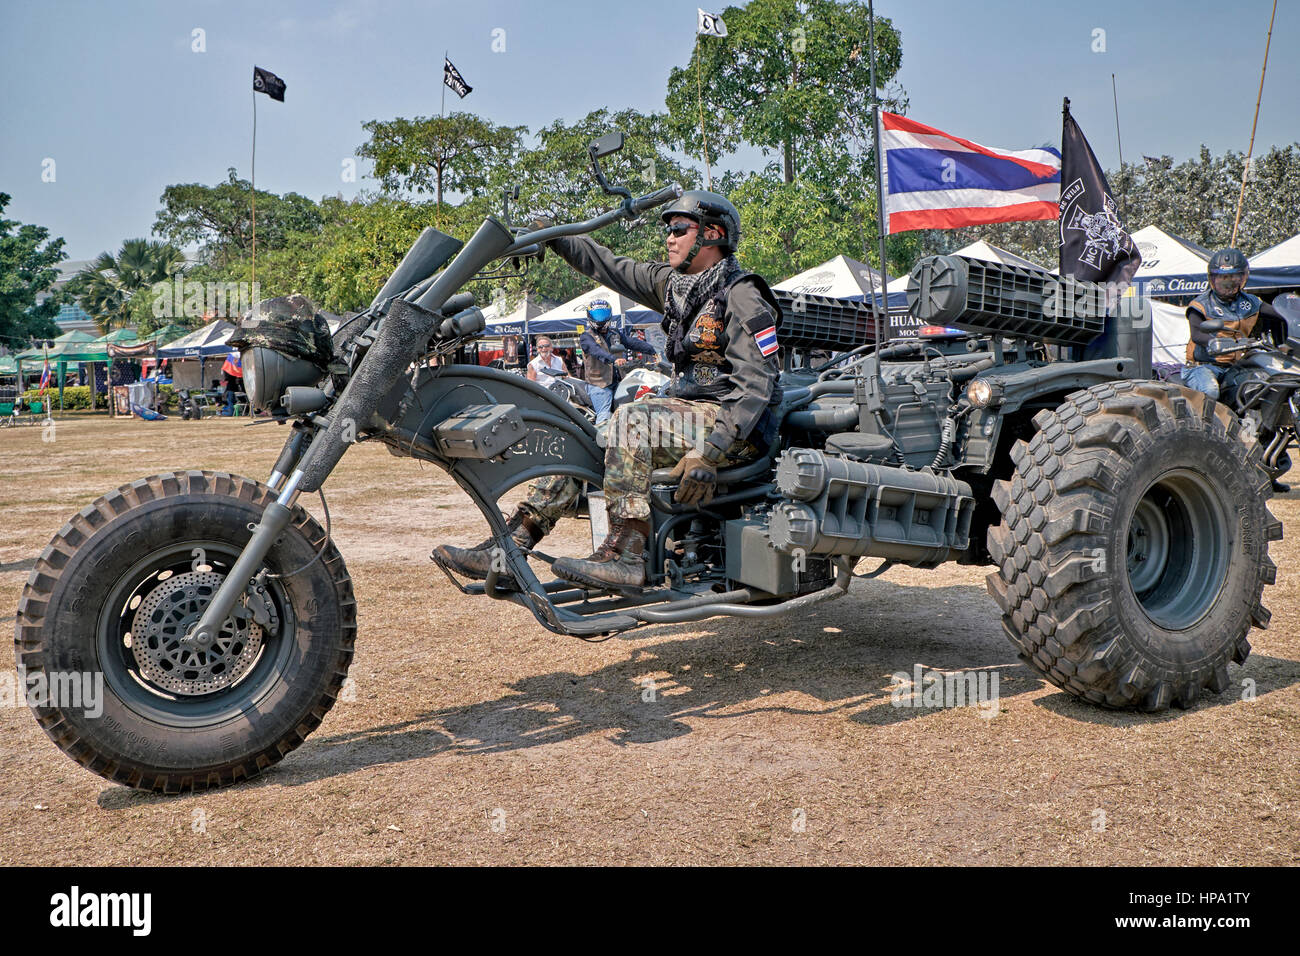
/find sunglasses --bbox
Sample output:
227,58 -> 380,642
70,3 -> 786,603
662,221 -> 698,238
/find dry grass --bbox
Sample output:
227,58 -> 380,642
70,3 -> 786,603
1,414 -> 1296,865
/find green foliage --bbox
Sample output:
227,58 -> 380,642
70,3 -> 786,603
491,108 -> 701,304
23,385 -> 92,410
153,169 -> 323,269
68,239 -> 185,333
666,0 -> 906,184
0,193 -> 66,350
358,113 -> 527,205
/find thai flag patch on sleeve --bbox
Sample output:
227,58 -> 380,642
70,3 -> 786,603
754,325 -> 779,356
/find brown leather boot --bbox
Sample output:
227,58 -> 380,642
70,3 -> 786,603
432,506 -> 545,586
552,518 -> 650,589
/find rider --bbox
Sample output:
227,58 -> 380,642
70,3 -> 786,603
578,297 -> 658,424
431,189 -> 783,588
1182,247 -> 1291,491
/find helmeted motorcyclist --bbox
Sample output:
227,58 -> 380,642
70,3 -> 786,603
431,189 -> 784,588
1182,247 -> 1291,491
577,296 -> 657,424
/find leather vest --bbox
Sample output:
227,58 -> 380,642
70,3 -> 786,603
1186,290 -> 1261,364
582,328 -> 619,388
668,272 -> 781,401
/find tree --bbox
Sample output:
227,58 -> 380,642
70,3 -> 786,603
492,108 -> 699,305
0,193 -> 66,350
153,169 -> 322,269
666,0 -> 906,184
358,112 -> 526,206
70,239 -> 185,333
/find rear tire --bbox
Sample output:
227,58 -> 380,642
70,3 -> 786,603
14,471 -> 356,792
986,381 -> 1281,711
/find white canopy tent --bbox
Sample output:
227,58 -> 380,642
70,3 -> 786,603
518,285 -> 661,336
775,254 -> 882,300
481,294 -> 551,335
156,319 -> 237,390
1249,234 -> 1300,286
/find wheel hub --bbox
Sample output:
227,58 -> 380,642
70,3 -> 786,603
130,570 -> 265,696
1124,470 -> 1228,631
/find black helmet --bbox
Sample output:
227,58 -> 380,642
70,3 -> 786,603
1207,247 -> 1249,299
660,189 -> 740,271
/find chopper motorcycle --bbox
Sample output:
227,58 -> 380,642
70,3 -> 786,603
14,133 -> 1283,792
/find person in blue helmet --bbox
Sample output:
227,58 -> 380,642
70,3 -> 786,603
577,297 -> 657,424
1183,247 -> 1291,491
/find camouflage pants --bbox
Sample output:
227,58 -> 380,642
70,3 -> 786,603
518,396 -> 755,526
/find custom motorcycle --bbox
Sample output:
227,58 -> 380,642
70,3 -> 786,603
16,132 -> 1283,792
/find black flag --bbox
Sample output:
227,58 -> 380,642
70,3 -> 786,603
1058,99 -> 1140,288
253,66 -> 286,102
443,57 -> 472,99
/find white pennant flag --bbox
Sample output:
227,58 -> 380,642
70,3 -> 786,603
698,8 -> 728,38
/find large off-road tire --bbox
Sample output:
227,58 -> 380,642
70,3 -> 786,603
986,381 -> 1281,711
14,471 -> 356,792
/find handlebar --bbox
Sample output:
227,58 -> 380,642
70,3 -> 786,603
1208,337 -> 1270,356
503,182 -> 683,256
631,183 -> 685,215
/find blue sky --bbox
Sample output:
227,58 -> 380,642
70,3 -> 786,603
1,0 -> 1296,260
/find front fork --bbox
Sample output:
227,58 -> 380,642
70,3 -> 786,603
184,424 -> 313,648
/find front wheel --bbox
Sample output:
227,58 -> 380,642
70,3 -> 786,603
14,471 -> 356,792
987,382 -> 1281,711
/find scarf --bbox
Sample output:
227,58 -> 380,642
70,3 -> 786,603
663,255 -> 742,363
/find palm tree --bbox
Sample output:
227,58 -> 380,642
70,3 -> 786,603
72,239 -> 186,333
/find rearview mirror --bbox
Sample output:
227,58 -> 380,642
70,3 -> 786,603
590,132 -> 625,159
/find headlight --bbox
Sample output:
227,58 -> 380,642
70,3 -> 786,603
966,378 -> 1004,408
242,350 -> 258,405
241,347 -> 322,413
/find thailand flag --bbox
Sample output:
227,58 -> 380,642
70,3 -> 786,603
753,324 -> 779,357
880,112 -> 1061,234
39,359 -> 51,390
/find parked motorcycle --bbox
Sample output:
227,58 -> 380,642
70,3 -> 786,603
1202,307 -> 1300,481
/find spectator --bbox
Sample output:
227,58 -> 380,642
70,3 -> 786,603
220,349 -> 243,416
526,337 -> 568,387
502,334 -> 525,370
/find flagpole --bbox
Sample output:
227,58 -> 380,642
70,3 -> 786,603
695,34 -> 712,190
1232,0 -> 1277,246
251,82 -> 257,288
1111,73 -> 1126,220
867,0 -> 889,346
441,50 -> 447,120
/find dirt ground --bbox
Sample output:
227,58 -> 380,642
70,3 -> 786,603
1,414 -> 1296,866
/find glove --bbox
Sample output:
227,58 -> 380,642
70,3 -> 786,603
669,451 -> 718,506
529,217 -> 556,241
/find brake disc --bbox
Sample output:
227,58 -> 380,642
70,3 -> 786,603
130,570 -> 270,696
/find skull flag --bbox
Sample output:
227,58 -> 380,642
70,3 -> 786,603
1058,99 -> 1140,286
443,57 -> 472,99
253,66 -> 286,102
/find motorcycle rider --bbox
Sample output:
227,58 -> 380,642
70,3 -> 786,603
1183,247 -> 1291,491
578,297 -> 658,424
432,189 -> 783,589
